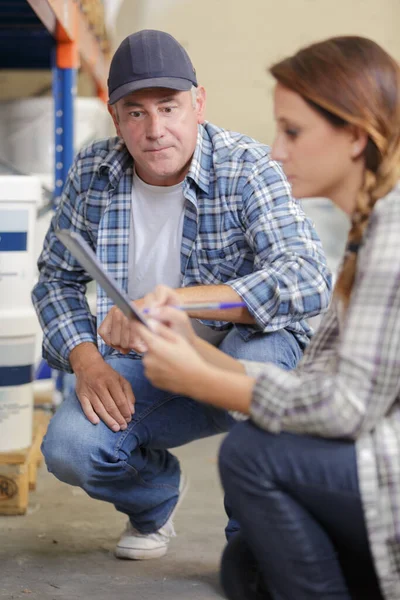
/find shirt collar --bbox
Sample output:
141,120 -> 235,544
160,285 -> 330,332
186,124 -> 211,195
99,138 -> 132,188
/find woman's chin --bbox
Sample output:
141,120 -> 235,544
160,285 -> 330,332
290,182 -> 318,201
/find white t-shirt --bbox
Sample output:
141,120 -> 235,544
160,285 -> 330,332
128,171 -> 185,301
127,171 -> 228,346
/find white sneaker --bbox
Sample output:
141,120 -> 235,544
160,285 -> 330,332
115,472 -> 189,560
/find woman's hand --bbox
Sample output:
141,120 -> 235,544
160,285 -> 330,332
143,285 -> 196,343
146,304 -> 196,345
98,284 -> 196,353
137,320 -> 208,397
138,319 -> 254,414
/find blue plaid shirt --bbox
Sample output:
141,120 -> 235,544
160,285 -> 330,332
32,122 -> 332,372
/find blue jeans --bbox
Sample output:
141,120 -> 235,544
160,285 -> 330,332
42,327 -> 301,534
219,421 -> 382,599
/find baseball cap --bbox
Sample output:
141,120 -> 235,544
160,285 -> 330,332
108,29 -> 198,105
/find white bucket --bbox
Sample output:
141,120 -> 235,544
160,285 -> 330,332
0,177 -> 40,452
0,310 -> 37,452
0,176 -> 39,312
0,383 -> 34,452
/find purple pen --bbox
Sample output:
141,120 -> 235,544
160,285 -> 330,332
143,302 -> 246,313
177,302 -> 246,311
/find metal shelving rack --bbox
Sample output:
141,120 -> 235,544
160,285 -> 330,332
0,0 -> 110,384
0,0 -> 110,200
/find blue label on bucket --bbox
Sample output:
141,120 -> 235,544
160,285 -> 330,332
0,365 -> 33,387
0,231 -> 27,252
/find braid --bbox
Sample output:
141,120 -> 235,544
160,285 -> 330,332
335,149 -> 400,305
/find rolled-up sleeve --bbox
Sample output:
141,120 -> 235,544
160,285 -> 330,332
229,159 -> 332,331
31,160 -> 97,372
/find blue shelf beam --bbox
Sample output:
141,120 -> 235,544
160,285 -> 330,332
53,61 -> 76,203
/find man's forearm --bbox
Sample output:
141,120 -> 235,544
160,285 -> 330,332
69,342 -> 104,374
174,284 -> 256,324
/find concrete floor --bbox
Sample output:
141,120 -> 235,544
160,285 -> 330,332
0,435 -> 227,600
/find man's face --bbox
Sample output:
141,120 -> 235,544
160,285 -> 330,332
109,87 -> 206,186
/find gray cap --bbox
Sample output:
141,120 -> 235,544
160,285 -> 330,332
108,30 -> 198,105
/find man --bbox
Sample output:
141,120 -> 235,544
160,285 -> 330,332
32,29 -> 331,561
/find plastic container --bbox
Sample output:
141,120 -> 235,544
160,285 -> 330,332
0,310 -> 37,452
0,176 -> 40,310
0,176 -> 40,451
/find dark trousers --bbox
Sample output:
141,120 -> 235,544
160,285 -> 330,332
218,421 -> 383,600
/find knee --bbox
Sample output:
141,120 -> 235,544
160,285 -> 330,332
219,427 -> 238,479
219,423 -> 254,489
219,421 -> 279,495
42,414 -> 97,487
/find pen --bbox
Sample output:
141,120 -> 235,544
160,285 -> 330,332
143,302 -> 246,313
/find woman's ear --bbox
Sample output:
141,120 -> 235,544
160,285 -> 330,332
349,125 -> 369,160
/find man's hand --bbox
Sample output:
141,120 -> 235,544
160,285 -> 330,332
98,302 -> 148,354
98,285 -> 192,353
69,343 -> 135,432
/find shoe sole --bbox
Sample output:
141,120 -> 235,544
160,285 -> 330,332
115,471 -> 189,561
115,544 -> 168,560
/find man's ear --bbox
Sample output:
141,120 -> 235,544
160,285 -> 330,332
349,125 -> 369,160
108,104 -> 122,137
195,86 -> 207,124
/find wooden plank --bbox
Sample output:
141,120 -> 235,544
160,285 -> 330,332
25,0 -> 57,36
0,462 -> 30,515
33,379 -> 54,407
0,445 -> 30,466
0,410 -> 51,515
0,410 -> 51,465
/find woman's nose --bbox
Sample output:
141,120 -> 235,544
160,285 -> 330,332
271,135 -> 288,163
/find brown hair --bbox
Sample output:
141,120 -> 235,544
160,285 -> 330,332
270,36 -> 400,305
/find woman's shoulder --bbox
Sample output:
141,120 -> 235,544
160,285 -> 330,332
364,184 -> 400,261
373,183 -> 400,219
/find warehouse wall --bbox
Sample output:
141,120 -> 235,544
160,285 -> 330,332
116,0 -> 400,145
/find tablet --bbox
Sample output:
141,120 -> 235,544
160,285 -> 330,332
56,229 -> 148,326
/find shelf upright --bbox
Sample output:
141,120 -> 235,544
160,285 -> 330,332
24,0 -> 109,201
51,1 -> 79,203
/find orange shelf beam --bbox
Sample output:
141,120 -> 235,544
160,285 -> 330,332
26,0 -> 109,102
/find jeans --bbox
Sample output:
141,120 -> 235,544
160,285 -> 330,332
220,328 -> 302,539
42,327 -> 301,534
219,421 -> 382,600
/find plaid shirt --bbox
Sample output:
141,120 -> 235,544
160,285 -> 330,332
243,186 -> 400,599
32,122 -> 331,372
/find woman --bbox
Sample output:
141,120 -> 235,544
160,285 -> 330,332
100,36 -> 400,599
